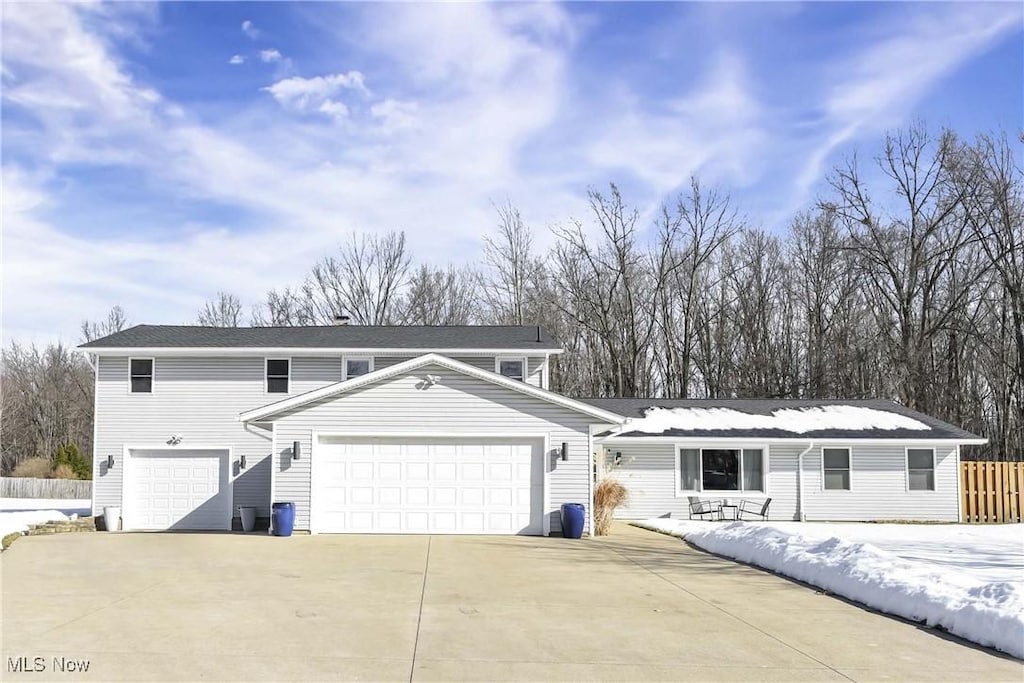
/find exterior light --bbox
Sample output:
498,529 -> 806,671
292,441 -> 301,460
240,455 -> 247,469
561,442 -> 568,461
107,455 -> 115,469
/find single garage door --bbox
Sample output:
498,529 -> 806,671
125,448 -> 231,531
311,438 -> 544,534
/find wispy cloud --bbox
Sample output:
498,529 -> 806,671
228,54 -> 245,65
241,19 -> 259,40
259,48 -> 282,63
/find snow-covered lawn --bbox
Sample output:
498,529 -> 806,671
0,498 -> 91,515
635,518 -> 1024,659
0,499 -> 91,552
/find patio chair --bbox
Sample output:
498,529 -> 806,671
736,498 -> 772,521
688,496 -> 722,520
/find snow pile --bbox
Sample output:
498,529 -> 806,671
635,518 -> 1024,659
614,405 -> 930,435
0,510 -> 72,550
0,498 -> 91,515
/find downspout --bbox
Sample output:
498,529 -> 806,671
797,441 -> 814,522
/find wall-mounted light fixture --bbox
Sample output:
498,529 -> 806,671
614,451 -> 623,466
240,455 -> 247,469
107,455 -> 115,469
560,442 -> 568,461
292,441 -> 301,460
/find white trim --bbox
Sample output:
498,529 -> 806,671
270,422 -> 277,525
264,357 -> 291,395
239,353 -> 624,425
120,444 -> 233,531
308,431 -> 550,536
821,445 -> 853,492
796,441 -> 814,522
128,356 -> 155,394
91,358 -> 99,517
342,355 -> 375,381
905,446 -> 937,492
587,425 -> 595,536
82,346 -> 564,356
673,444 -> 769,497
955,444 -> 963,522
599,435 -> 987,446
495,355 -> 527,382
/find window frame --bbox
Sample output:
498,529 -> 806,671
495,356 -> 527,382
906,446 -> 937,492
674,444 -> 768,496
342,355 -> 374,381
821,446 -> 853,492
264,357 -> 291,394
128,357 -> 155,395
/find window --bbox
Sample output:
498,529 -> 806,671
266,359 -> 289,393
343,357 -> 373,380
496,357 -> 525,382
677,447 -> 765,493
129,358 -> 153,393
822,448 -> 851,490
907,448 -> 936,491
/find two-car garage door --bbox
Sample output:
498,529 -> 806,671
311,438 -> 544,534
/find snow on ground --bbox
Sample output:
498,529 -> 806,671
614,405 -> 929,435
0,498 -> 91,515
0,510 -> 72,548
635,518 -> 1024,659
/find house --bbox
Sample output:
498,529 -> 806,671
80,325 -> 985,534
581,398 -> 986,522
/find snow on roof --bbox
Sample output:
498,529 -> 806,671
612,405 -> 931,436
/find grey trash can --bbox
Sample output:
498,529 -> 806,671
239,506 -> 257,532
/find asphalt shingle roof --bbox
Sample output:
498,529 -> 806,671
578,397 -> 981,441
79,324 -> 559,350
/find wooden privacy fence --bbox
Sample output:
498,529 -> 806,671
0,477 -> 92,500
961,461 -> 1023,523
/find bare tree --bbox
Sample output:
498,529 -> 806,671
303,231 -> 411,325
250,287 -> 316,326
197,292 -> 243,327
400,265 -> 478,325
481,202 -> 543,325
81,305 -> 128,342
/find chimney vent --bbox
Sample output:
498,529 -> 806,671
333,314 -> 351,326
536,325 -> 541,343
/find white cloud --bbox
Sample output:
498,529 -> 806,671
228,54 -> 245,65
262,71 -> 368,116
370,99 -> 419,132
259,48 -> 282,63
241,19 -> 259,40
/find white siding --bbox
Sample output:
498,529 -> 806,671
273,364 -> 600,533
93,356 -> 342,518
373,355 -> 547,387
605,441 -> 958,522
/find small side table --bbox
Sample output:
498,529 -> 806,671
719,504 -> 738,521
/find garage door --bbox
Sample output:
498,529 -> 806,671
311,438 -> 543,534
125,449 -> 231,531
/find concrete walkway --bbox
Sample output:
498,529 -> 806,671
2,524 -> 1020,681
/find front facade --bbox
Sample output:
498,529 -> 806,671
82,326 -> 984,534
83,325 -> 619,534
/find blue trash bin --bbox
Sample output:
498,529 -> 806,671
271,502 -> 295,537
560,503 -> 585,539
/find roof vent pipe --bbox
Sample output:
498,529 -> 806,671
536,325 -> 541,343
333,314 -> 351,326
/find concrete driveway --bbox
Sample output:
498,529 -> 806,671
2,525 -> 1020,682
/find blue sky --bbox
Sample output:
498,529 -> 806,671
3,1 -> 1021,344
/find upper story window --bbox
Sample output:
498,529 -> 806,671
907,448 -> 936,491
823,447 -> 851,490
129,358 -> 153,393
266,359 -> 290,393
344,356 -> 373,380
496,357 -> 525,382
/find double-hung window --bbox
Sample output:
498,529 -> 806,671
496,357 -> 525,382
678,448 -> 765,493
822,448 -> 851,490
907,448 -> 936,491
266,359 -> 290,393
129,358 -> 153,393
343,357 -> 373,380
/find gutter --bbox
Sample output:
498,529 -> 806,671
796,441 -> 814,522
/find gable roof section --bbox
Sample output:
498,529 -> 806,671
239,353 -> 624,424
581,398 -> 983,442
80,324 -> 561,353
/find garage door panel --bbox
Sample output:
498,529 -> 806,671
313,439 -> 543,534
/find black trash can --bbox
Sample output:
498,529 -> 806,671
271,502 -> 295,537
560,503 -> 585,539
